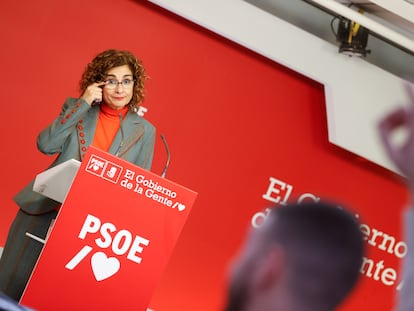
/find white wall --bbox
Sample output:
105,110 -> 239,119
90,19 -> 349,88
149,0 -> 411,175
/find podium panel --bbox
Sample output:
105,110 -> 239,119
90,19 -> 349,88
20,146 -> 197,310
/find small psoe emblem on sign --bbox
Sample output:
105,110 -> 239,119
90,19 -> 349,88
86,155 -> 123,184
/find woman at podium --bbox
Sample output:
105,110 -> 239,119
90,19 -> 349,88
0,49 -> 156,301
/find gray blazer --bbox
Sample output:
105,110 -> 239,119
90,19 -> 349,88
14,97 -> 156,215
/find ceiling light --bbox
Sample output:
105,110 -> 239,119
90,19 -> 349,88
336,16 -> 370,57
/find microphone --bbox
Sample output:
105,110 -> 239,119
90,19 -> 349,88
160,134 -> 170,178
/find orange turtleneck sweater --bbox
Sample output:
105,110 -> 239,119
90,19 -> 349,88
92,104 -> 129,152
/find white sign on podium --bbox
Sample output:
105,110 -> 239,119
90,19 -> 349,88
33,159 -> 81,203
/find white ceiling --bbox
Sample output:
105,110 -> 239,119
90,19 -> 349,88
246,0 -> 414,81
335,0 -> 414,37
333,0 -> 414,43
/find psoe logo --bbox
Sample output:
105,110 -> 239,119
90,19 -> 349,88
86,155 -> 123,184
65,214 -> 151,281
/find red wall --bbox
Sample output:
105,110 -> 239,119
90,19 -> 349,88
0,0 -> 407,310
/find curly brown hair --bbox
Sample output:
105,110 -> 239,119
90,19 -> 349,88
79,49 -> 148,110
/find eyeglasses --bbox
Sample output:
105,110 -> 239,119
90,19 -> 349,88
104,79 -> 135,89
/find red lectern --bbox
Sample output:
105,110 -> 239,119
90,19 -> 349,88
20,146 -> 197,310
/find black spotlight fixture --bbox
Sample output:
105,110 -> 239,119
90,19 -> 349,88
336,16 -> 370,57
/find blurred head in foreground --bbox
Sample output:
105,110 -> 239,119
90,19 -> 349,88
225,201 -> 364,311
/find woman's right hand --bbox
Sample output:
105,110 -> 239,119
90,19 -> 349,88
80,82 -> 106,105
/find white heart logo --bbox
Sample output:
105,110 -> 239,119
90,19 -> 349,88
91,252 -> 120,281
178,203 -> 186,211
